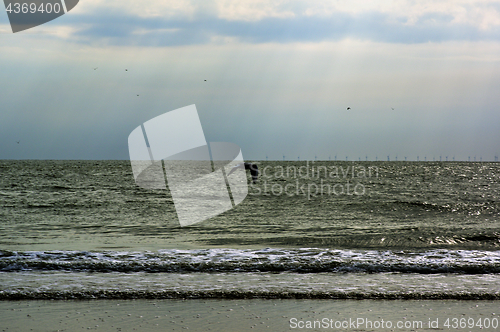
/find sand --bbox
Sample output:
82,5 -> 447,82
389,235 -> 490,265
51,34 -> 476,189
1,299 -> 499,331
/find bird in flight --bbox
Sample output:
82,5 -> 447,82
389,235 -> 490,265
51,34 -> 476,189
204,79 -> 207,81
16,140 -> 20,144
391,107 -> 394,110
93,67 -> 98,70
137,94 -> 139,97
347,107 -> 351,111
125,69 -> 128,71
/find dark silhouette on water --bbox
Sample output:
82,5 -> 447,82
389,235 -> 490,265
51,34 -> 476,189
227,162 -> 259,184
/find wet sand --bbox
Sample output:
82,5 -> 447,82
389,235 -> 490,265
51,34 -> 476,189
1,299 -> 499,331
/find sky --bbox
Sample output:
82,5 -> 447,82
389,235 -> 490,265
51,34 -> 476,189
1,0 -> 500,161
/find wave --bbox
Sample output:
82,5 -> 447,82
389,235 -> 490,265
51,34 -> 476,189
1,248 -> 500,274
390,199 -> 499,215
2,290 -> 499,300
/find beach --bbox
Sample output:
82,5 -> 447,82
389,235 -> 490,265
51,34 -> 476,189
2,299 -> 500,331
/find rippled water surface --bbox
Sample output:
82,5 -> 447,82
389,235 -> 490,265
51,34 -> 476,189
0,160 -> 499,299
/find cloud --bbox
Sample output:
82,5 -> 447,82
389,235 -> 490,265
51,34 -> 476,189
41,8 -> 499,47
1,0 -> 499,160
71,0 -> 500,29
3,0 -> 500,45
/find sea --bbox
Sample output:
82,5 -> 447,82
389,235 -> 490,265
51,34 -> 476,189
0,160 -> 499,300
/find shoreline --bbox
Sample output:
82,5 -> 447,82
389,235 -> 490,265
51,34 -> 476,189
2,290 -> 500,301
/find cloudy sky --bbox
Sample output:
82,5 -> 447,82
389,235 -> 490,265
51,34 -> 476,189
1,0 -> 499,161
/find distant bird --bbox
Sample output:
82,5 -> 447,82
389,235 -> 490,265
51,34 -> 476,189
227,162 -> 259,184
16,140 -> 20,144
391,107 -> 394,110
347,107 -> 351,111
93,67 -> 98,70
204,80 -> 207,81
125,69 -> 128,71
137,94 -> 139,96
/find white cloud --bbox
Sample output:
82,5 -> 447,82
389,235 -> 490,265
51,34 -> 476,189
214,0 -> 296,21
71,0 -> 198,18
0,24 -> 13,34
286,0 -> 500,30
4,0 -> 498,46
68,0 -> 500,31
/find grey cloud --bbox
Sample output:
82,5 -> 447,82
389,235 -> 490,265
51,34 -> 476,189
62,10 -> 500,46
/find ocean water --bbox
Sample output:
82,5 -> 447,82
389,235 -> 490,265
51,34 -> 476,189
0,160 -> 499,300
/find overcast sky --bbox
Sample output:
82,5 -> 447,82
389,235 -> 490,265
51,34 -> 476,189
1,0 -> 499,161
